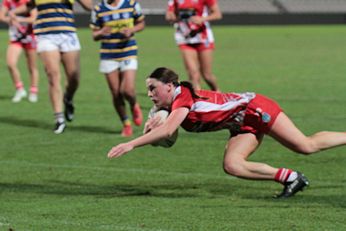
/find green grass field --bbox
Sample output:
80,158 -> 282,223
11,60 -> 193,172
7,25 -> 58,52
1,25 -> 346,230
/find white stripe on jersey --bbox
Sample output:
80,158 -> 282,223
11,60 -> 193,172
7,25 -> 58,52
190,97 -> 252,113
190,92 -> 255,113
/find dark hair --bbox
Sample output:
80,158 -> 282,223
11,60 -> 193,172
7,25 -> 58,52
148,67 -> 203,99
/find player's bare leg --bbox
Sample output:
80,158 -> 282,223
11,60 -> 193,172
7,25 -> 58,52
120,69 -> 142,126
199,49 -> 219,91
7,44 -> 27,102
223,133 -> 278,180
24,48 -> 39,102
269,112 -> 346,154
61,50 -> 80,122
106,71 -> 132,137
180,48 -> 201,90
40,50 -> 65,133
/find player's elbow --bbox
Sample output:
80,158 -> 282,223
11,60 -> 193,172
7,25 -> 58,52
0,14 -> 5,22
161,130 -> 173,139
161,126 -> 177,139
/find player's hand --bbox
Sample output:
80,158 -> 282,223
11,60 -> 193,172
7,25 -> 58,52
165,11 -> 177,23
107,143 -> 134,158
190,16 -> 204,25
100,26 -> 112,36
8,11 -> 16,20
120,28 -> 133,38
143,116 -> 162,134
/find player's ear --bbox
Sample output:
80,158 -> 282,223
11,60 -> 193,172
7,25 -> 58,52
167,82 -> 175,92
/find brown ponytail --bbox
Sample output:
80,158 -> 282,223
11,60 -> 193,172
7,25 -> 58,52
180,81 -> 205,99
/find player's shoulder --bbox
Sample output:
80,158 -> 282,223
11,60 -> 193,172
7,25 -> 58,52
93,0 -> 109,12
1,0 -> 11,7
93,3 -> 102,11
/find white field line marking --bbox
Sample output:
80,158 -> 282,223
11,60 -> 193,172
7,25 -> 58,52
0,160 -> 233,180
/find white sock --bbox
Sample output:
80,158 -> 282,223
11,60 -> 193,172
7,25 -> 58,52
286,171 -> 298,182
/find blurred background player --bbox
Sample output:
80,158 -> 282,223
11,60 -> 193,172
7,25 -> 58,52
10,0 -> 92,134
0,0 -> 39,103
108,67 -> 346,198
165,0 -> 222,91
90,0 -> 145,137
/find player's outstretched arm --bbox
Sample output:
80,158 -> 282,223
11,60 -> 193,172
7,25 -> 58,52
107,107 -> 189,158
0,5 -> 10,24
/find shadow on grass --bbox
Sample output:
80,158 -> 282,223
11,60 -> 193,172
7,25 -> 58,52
0,94 -> 10,100
0,116 -> 117,134
0,180 -> 345,208
0,116 -> 51,130
68,125 -> 117,134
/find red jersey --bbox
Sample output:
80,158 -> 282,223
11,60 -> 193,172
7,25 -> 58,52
167,0 -> 216,45
2,0 -> 35,43
172,85 -> 256,132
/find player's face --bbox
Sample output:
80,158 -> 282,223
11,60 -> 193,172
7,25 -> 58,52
146,78 -> 174,108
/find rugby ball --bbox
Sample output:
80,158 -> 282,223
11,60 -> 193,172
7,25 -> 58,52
148,108 -> 179,148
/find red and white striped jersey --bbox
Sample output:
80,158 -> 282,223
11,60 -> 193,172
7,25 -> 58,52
167,0 -> 216,45
2,0 -> 34,43
172,85 -> 256,132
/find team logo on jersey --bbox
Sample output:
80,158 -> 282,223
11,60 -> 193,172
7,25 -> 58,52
261,112 -> 271,123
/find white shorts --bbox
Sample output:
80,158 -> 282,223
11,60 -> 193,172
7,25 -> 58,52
99,59 -> 138,74
36,33 -> 81,53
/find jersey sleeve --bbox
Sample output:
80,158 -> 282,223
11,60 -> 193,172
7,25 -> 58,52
2,0 -> 10,9
167,0 -> 176,12
205,0 -> 217,7
172,87 -> 194,111
89,5 -> 101,30
133,1 -> 144,21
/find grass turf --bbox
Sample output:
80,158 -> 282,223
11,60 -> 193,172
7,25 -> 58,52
0,25 -> 346,230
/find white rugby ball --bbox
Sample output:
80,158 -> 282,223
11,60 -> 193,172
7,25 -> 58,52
148,108 -> 178,148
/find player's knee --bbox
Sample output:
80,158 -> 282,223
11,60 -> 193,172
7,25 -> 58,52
223,160 -> 243,177
6,62 -> 16,71
201,71 -> 212,80
120,88 -> 134,98
44,67 -> 59,79
111,90 -> 121,99
188,70 -> 200,80
294,142 -> 318,155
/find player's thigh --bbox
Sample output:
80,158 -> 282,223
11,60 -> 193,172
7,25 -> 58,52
61,50 -> 80,77
6,44 -> 22,66
198,49 -> 214,74
105,71 -> 121,94
224,133 -> 262,163
40,50 -> 61,78
120,69 -> 136,93
24,48 -> 38,69
268,112 -> 309,152
179,48 -> 200,73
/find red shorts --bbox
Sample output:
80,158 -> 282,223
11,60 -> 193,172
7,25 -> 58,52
10,40 -> 37,50
179,42 -> 215,52
236,94 -> 282,137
